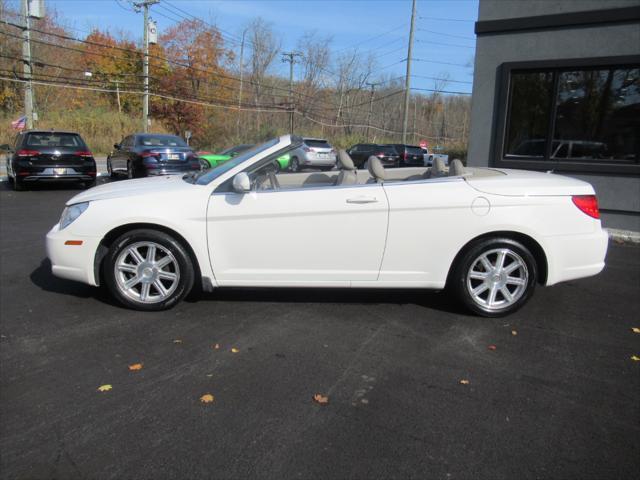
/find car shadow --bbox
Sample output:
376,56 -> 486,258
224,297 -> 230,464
32,258 -> 466,315
195,287 -> 466,316
30,259 -> 120,307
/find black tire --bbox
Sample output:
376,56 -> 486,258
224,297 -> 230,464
320,166 -> 333,171
450,237 -> 537,317
84,179 -> 97,189
104,229 -> 195,311
107,158 -> 117,178
127,161 -> 135,179
13,176 -> 25,191
290,157 -> 300,172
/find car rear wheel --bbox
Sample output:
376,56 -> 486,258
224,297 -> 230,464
104,229 -> 195,311
450,237 -> 537,317
12,176 -> 25,191
290,157 -> 300,172
127,161 -> 135,179
107,158 -> 117,178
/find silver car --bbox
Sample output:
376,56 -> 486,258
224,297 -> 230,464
289,138 -> 337,171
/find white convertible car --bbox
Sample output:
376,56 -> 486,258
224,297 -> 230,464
46,135 -> 608,317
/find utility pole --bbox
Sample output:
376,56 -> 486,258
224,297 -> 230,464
401,0 -> 417,143
281,51 -> 301,134
111,79 -> 123,113
21,0 -> 35,129
134,0 -> 158,133
236,29 -> 246,139
365,82 -> 381,141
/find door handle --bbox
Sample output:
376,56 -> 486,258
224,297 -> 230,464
346,196 -> 378,204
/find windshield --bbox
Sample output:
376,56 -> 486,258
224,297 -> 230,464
136,135 -> 188,147
219,144 -> 254,155
26,133 -> 86,149
194,138 -> 280,185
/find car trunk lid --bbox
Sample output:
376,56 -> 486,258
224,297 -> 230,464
465,168 -> 595,196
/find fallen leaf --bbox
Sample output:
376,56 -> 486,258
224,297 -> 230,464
632,328 -> 640,334
128,363 -> 143,371
206,374 -> 213,377
488,345 -> 497,351
231,347 -> 239,353
200,393 -> 215,403
511,330 -> 518,336
459,379 -> 470,385
213,343 -> 220,350
631,355 -> 640,362
97,384 -> 112,392
313,393 -> 329,405
173,339 -> 183,344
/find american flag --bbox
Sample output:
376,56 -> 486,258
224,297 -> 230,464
11,116 -> 27,130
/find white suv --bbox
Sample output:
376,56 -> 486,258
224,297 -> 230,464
289,138 -> 337,171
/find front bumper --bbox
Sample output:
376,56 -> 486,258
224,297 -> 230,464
46,223 -> 102,286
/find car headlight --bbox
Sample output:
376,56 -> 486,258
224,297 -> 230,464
60,202 -> 89,230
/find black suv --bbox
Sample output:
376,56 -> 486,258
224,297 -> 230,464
2,130 -> 96,191
388,144 -> 426,167
346,143 -> 401,169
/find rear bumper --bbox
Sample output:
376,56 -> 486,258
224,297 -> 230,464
145,165 -> 200,176
302,156 -> 337,167
46,223 -> 101,286
18,166 -> 96,182
544,228 -> 609,286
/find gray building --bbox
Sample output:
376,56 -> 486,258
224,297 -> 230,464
468,0 -> 640,231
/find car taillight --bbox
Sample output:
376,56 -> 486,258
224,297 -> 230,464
572,195 -> 600,219
141,151 -> 161,158
402,152 -> 408,160
303,147 -> 312,152
76,150 -> 93,157
376,152 -> 384,157
17,149 -> 40,157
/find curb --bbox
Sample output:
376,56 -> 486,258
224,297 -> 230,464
607,228 -> 640,245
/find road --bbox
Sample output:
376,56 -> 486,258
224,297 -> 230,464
1,179 -> 639,480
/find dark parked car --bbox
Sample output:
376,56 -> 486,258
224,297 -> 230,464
2,130 -> 96,191
389,144 -> 426,166
346,143 -> 401,169
108,133 -> 202,179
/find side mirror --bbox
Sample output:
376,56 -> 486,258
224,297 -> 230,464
113,143 -> 120,150
232,172 -> 251,193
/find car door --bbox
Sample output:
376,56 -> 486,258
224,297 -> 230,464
207,177 -> 389,285
377,177 -> 478,287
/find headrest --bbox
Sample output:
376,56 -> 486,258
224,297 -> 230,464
337,150 -> 356,170
449,158 -> 465,177
367,156 -> 386,182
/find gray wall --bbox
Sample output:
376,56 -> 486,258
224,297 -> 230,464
468,0 -> 640,231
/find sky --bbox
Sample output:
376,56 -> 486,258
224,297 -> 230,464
8,0 -> 479,94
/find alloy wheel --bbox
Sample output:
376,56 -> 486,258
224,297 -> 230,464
114,241 -> 180,304
466,248 -> 528,312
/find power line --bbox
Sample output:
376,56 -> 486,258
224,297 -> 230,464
415,39 -> 475,49
417,28 -> 475,40
412,57 -> 470,67
411,87 -> 471,95
411,74 -> 472,85
418,16 -> 475,22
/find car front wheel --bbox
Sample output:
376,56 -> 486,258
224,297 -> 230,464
450,238 -> 537,317
104,229 -> 195,311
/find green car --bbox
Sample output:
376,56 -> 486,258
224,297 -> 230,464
198,144 -> 290,171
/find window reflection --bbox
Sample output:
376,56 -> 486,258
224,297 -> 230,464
505,72 -> 553,158
553,68 -> 639,162
503,66 -> 639,165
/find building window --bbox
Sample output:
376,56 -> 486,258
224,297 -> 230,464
499,61 -> 639,174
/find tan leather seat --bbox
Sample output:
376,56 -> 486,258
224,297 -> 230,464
336,150 -> 357,186
367,156 -> 386,183
449,159 -> 465,177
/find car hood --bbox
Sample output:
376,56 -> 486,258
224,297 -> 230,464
66,175 -> 196,205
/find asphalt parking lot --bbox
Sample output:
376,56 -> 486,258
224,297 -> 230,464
1,179 -> 639,480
